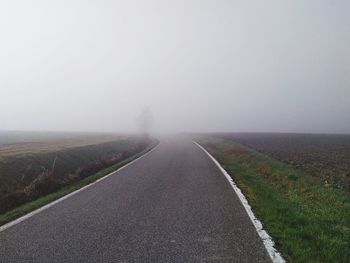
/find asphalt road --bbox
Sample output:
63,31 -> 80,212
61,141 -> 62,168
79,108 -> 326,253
0,137 -> 271,262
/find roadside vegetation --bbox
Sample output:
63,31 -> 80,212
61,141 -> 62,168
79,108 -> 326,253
0,133 -> 157,225
0,133 -> 130,197
215,133 -> 350,192
195,136 -> 350,263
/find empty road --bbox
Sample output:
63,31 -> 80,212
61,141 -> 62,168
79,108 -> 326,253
0,137 -> 271,262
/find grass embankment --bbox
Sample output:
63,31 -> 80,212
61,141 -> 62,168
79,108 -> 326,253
0,134 -> 128,196
0,141 -> 157,226
196,136 -> 350,263
0,136 -> 154,213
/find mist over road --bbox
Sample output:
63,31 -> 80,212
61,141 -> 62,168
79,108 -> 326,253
0,137 -> 270,262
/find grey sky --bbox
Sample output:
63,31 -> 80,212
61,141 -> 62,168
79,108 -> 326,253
1,0 -> 349,133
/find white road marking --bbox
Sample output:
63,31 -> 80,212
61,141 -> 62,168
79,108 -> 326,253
193,141 -> 285,263
0,144 -> 159,232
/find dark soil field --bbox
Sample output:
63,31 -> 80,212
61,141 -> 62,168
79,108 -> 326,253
213,133 -> 350,191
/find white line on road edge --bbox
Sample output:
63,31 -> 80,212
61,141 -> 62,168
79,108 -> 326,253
0,143 -> 159,233
193,141 -> 285,263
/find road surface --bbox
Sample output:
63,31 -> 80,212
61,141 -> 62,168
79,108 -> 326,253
0,137 -> 271,262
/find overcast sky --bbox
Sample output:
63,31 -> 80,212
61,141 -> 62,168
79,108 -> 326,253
1,0 -> 349,133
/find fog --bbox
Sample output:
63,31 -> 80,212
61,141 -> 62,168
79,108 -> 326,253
1,1 -> 349,134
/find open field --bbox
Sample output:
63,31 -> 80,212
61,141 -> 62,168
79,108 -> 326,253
0,130 -> 128,158
0,131 -> 156,215
0,130 -> 126,145
213,133 -> 350,191
195,135 -> 350,263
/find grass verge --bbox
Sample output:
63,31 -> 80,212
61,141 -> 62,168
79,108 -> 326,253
0,142 -> 158,227
195,136 -> 350,263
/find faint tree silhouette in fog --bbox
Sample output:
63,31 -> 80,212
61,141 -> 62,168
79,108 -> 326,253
136,108 -> 153,137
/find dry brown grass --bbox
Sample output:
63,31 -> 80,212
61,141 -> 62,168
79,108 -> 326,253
0,135 -> 127,159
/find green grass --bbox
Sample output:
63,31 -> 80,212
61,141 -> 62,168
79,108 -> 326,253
0,142 -> 157,227
195,136 -> 350,263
